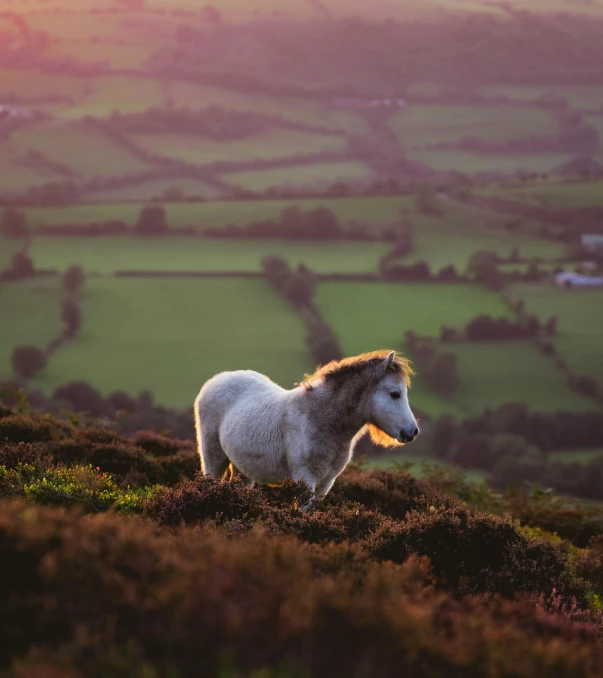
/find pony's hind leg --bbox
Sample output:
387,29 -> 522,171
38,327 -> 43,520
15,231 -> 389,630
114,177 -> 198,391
199,430 -> 230,480
230,464 -> 256,487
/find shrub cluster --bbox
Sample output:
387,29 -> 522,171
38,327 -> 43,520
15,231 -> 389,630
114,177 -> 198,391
3,500 -> 602,678
0,410 -> 197,489
405,331 -> 461,395
1,408 -> 603,676
262,255 -> 343,365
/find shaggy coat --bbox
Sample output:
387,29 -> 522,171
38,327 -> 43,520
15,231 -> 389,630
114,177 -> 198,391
194,350 -> 418,509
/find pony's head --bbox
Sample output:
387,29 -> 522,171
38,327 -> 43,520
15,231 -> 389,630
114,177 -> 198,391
363,350 -> 418,447
302,350 -> 419,447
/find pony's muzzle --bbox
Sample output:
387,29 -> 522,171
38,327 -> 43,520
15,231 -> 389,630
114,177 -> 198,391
399,427 -> 419,443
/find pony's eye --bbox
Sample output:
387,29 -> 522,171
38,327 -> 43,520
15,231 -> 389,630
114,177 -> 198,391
390,392 -> 401,400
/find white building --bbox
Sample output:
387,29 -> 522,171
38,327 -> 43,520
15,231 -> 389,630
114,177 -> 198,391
555,271 -> 603,288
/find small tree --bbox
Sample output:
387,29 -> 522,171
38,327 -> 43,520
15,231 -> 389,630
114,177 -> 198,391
62,265 -> 85,292
11,345 -> 47,379
283,269 -> 316,307
11,252 -> 34,278
426,352 -> 461,396
262,255 -> 291,289
1,207 -> 28,237
62,298 -> 82,337
53,381 -> 104,416
136,205 -> 168,235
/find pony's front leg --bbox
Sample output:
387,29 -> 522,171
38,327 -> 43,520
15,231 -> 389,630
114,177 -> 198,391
291,469 -> 319,512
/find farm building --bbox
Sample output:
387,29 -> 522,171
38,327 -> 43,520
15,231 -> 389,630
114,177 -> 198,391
555,271 -> 603,288
581,234 -> 603,252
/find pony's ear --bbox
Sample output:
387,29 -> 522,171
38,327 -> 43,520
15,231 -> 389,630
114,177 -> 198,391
376,351 -> 396,377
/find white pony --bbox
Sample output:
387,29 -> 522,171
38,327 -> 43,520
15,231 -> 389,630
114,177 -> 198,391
194,350 -> 418,509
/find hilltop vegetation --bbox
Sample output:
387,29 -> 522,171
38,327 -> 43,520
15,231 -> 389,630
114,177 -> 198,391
3,405 -> 603,676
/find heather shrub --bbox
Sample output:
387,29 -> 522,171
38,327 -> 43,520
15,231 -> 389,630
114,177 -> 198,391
154,450 -> 199,484
267,502 -> 387,545
145,474 -> 270,526
1,501 -> 602,678
577,535 -> 603,595
131,430 -> 194,457
0,463 -> 151,513
48,438 -> 163,487
507,491 -> 603,547
0,414 -> 66,444
0,441 -> 51,469
367,504 -> 590,603
326,466 -> 453,519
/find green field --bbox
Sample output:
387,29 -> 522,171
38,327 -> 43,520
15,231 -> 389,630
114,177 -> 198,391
25,12 -> 158,70
0,237 -> 24,271
84,178 -> 225,202
164,82 -> 368,133
585,115 -> 603,144
0,279 -> 63,379
129,129 -> 346,164
389,104 -> 558,149
481,180 -> 603,208
315,281 -> 514,417
25,278 -> 313,408
444,341 -> 595,413
24,195 -> 414,230
10,122 -> 152,178
146,0 -> 316,18
0,151 -> 57,192
406,226 -> 566,272
409,149 -> 576,175
27,237 -> 390,274
549,449 -> 603,464
481,85 -> 603,110
60,76 -> 167,118
223,161 -> 374,191
508,282 -> 603,382
0,68 -> 90,100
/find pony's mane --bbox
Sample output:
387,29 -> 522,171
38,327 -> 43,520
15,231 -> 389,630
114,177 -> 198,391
300,350 -> 414,390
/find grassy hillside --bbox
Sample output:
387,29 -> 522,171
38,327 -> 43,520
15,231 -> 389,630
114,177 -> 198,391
27,277 -> 313,407
315,282 -> 516,416
223,161 -> 375,191
0,278 -> 63,376
508,283 -> 603,382
11,122 -> 152,178
480,179 -> 603,208
27,236 -> 390,274
23,195 -> 415,230
389,104 -> 558,148
128,129 -> 347,164
444,341 -> 596,413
